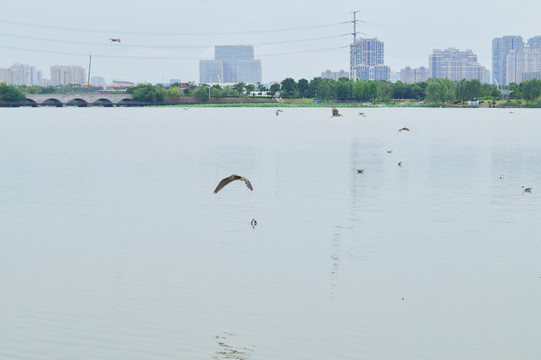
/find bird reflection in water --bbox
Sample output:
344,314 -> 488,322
214,332 -> 255,360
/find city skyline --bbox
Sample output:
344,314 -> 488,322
1,0 -> 540,84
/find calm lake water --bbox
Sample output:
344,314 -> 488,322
0,107 -> 540,360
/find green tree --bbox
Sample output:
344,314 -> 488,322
193,86 -> 209,101
129,83 -> 165,104
0,83 -> 26,102
232,82 -> 246,97
376,81 -> 393,101
335,79 -> 352,99
280,78 -> 297,98
268,83 -> 280,96
297,78 -> 311,98
425,78 -> 456,104
520,79 -> 541,100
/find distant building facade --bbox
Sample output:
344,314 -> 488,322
400,66 -> 429,84
350,38 -> 390,81
0,63 -> 41,85
199,45 -> 262,84
492,36 -> 524,85
50,65 -> 86,86
429,48 -> 486,83
321,69 -> 349,80
506,44 -> 541,83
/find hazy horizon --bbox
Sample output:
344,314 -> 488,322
1,0 -> 540,84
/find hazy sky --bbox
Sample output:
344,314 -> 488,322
1,0 -> 540,84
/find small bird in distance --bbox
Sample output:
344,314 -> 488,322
358,112 -> 367,117
275,109 -> 283,116
251,218 -> 258,228
387,150 -> 393,154
522,186 -> 532,194
398,162 -> 403,167
330,108 -> 343,118
499,174 -> 504,181
357,169 -> 365,174
214,174 -> 253,194
398,127 -> 410,133
109,38 -> 121,43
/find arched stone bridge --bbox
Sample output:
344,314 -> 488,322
25,93 -> 134,107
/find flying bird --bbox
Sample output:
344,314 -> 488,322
398,127 -> 410,132
522,186 -> 532,193
214,174 -> 253,194
499,174 -> 504,181
358,112 -> 367,117
330,108 -> 343,118
357,169 -> 364,174
110,38 -> 121,43
398,162 -> 403,167
387,150 -> 393,154
275,109 -> 283,116
251,218 -> 258,228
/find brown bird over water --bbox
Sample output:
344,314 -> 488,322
357,169 -> 364,174
110,38 -> 121,43
330,108 -> 343,117
214,174 -> 253,193
398,127 -> 410,132
276,109 -> 283,116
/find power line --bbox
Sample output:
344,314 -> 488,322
0,44 -> 349,60
0,18 -> 346,36
0,32 -> 346,48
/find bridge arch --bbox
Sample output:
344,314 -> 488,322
66,98 -> 89,107
93,98 -> 114,107
42,98 -> 64,107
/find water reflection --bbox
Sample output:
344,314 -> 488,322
214,332 -> 255,360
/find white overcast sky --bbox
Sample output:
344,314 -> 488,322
1,0 -> 540,84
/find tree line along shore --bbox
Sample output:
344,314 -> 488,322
1,77 -> 541,107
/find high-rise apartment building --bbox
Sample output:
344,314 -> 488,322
199,45 -> 262,84
321,69 -> 350,80
50,65 -> 86,86
0,63 -> 40,85
429,48 -> 486,83
400,66 -> 429,84
350,38 -> 390,81
492,36 -> 524,85
506,45 -> 541,83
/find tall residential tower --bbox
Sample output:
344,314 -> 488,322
350,38 -> 390,81
492,36 -> 524,85
199,45 -> 262,84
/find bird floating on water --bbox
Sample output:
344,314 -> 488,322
275,109 -> 283,116
214,174 -> 253,194
251,218 -> 258,228
357,169 -> 364,174
110,38 -> 121,43
398,127 -> 410,132
522,186 -> 532,193
330,108 -> 343,118
398,162 -> 403,167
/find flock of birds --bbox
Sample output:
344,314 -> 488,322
214,107 -> 534,228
